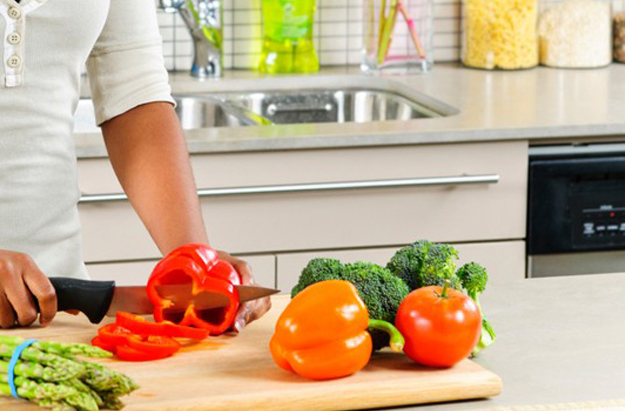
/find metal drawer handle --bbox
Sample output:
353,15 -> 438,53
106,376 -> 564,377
79,174 -> 500,204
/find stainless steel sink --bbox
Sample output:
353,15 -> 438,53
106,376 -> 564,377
73,77 -> 457,132
209,89 -> 448,125
73,96 -> 268,133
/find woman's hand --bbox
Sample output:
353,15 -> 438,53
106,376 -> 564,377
217,251 -> 271,332
0,250 -> 57,328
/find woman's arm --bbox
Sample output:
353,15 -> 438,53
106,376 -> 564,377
101,102 -> 206,252
101,102 -> 270,329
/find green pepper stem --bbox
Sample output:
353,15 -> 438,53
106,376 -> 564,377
368,319 -> 405,353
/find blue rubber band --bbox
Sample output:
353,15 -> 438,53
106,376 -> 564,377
8,339 -> 37,398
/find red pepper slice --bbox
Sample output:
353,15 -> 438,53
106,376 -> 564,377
95,323 -> 182,360
116,312 -> 209,340
126,335 -> 181,357
116,345 -> 174,362
147,244 -> 242,335
91,336 -> 117,353
97,324 -> 134,346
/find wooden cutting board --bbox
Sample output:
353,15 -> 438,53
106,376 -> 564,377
0,296 -> 502,411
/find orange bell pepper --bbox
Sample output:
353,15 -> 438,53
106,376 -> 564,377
270,280 -> 404,380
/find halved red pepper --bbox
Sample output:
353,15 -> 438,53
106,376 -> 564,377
116,312 -> 209,340
147,244 -> 241,335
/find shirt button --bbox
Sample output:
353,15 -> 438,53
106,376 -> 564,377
7,32 -> 21,45
7,55 -> 21,69
8,7 -> 22,19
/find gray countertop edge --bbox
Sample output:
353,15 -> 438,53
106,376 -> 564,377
74,124 -> 625,159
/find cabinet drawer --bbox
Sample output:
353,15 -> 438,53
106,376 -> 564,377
86,254 -> 276,287
78,141 -> 527,262
276,241 -> 526,295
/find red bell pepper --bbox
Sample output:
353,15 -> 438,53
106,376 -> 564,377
147,243 -> 242,335
116,312 -> 209,340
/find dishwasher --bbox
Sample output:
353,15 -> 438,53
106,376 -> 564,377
528,143 -> 625,277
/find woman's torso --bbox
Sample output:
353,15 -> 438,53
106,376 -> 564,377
0,0 -> 110,278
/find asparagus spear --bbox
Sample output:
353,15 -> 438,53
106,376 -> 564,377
0,344 -> 86,379
0,337 -> 112,359
65,378 -> 103,407
35,398 -> 77,411
64,391 -> 99,411
99,392 -> 125,410
81,362 -> 138,395
0,374 -> 79,401
0,358 -> 67,381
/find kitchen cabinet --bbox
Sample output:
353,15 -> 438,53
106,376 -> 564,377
276,240 -> 525,294
86,254 -> 276,287
77,140 -> 528,264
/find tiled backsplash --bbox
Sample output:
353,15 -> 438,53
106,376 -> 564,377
157,0 -> 625,71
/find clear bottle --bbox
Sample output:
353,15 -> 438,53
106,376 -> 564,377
462,0 -> 539,70
259,0 -> 319,74
538,0 -> 612,68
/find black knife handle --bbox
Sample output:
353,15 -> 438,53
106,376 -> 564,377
49,277 -> 115,324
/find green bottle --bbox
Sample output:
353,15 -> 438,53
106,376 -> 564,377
259,0 -> 319,74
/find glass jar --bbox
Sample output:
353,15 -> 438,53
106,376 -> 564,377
614,12 -> 625,63
362,0 -> 434,74
462,0 -> 538,70
538,0 -> 612,68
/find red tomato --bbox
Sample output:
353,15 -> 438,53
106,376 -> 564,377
395,284 -> 481,368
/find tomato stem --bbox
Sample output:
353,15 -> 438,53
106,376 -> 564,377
440,279 -> 451,299
368,319 -> 405,353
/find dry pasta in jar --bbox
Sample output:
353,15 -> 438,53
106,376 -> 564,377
462,0 -> 538,70
539,0 -> 612,68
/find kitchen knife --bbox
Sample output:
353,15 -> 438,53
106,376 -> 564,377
48,277 -> 279,324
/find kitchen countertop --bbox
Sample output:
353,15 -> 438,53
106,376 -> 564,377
75,63 -> 625,158
0,273 -> 620,410
403,273 -> 625,410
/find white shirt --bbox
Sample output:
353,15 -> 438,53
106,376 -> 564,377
0,0 -> 174,278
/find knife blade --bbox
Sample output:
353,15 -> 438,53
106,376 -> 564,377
48,277 -> 280,324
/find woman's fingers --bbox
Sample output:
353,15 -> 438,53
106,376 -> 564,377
0,292 -> 16,329
0,251 -> 56,328
219,251 -> 273,332
22,263 -> 57,326
2,258 -> 39,327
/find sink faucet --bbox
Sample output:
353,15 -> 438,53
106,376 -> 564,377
160,0 -> 223,78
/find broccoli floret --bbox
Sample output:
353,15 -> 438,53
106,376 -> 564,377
291,258 -> 344,298
291,259 -> 409,350
340,262 -> 409,324
456,262 -> 496,356
422,243 -> 460,288
386,240 -> 430,289
387,240 -> 461,290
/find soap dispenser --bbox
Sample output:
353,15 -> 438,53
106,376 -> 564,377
259,0 -> 319,73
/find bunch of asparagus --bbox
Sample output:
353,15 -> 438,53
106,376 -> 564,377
0,336 -> 138,411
